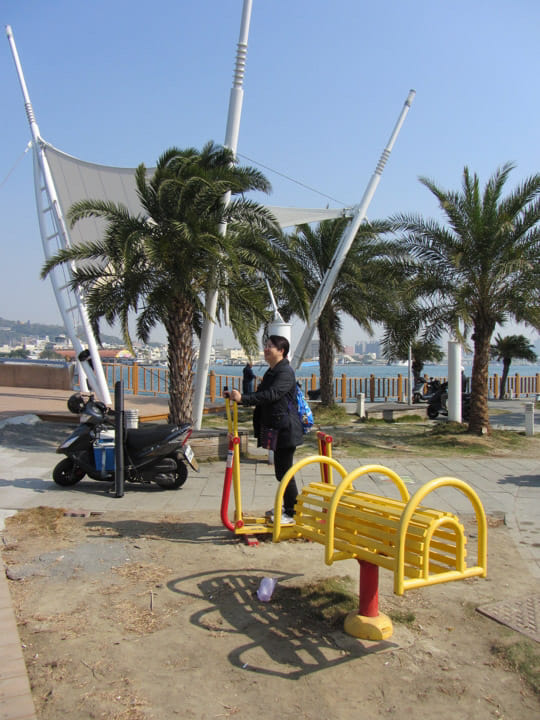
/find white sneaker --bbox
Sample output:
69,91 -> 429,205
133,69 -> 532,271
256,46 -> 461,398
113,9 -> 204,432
265,509 -> 294,525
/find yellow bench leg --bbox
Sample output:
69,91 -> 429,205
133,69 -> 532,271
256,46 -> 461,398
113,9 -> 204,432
344,612 -> 393,641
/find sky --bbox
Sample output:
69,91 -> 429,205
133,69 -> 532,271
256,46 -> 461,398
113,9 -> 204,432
1,0 -> 539,350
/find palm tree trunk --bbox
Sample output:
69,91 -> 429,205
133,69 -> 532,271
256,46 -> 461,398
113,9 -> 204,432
468,325 -> 493,434
412,359 -> 423,385
499,359 -> 511,399
165,296 -> 195,425
318,321 -> 335,406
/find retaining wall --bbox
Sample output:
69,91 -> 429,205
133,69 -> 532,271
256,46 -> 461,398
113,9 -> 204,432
0,363 -> 74,390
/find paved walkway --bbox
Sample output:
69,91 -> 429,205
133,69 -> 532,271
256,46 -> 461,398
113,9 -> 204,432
0,387 -> 538,719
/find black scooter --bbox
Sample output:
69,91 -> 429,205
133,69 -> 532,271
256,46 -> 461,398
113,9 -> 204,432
427,381 -> 471,422
53,393 -> 198,489
412,378 -> 441,404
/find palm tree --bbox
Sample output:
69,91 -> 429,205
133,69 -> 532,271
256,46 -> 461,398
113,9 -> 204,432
42,142 -> 282,424
383,337 -> 444,385
490,333 -> 537,399
393,163 -> 540,434
286,217 -> 403,405
380,303 -> 444,384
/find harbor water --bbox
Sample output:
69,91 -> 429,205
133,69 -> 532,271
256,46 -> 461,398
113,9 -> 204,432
101,361 -> 540,402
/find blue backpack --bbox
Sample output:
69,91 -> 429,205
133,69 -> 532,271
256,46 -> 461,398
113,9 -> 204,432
295,383 -> 314,434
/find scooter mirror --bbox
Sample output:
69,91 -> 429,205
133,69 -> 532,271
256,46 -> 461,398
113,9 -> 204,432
80,401 -> 106,425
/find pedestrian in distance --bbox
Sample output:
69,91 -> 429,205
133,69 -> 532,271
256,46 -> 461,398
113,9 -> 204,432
225,335 -> 303,524
242,361 -> 255,394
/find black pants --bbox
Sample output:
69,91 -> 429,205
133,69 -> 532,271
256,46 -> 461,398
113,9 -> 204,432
274,446 -> 298,516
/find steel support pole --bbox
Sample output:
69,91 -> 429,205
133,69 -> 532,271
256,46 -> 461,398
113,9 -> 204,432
192,0 -> 253,429
291,90 -> 416,370
359,560 -> 380,617
6,25 -> 111,405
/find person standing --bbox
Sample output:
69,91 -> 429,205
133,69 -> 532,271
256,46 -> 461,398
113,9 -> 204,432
242,361 -> 255,394
227,335 -> 303,524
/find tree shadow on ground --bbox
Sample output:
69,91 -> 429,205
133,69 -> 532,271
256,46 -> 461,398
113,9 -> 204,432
168,568 -> 397,680
84,517 -> 238,545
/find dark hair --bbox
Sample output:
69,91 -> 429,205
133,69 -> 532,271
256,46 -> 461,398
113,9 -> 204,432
268,335 -> 289,357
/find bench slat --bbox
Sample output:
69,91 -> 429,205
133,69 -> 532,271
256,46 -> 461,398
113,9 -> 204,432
296,484 -> 466,578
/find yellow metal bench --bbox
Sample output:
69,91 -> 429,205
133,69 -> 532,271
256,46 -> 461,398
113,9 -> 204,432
271,457 -> 488,639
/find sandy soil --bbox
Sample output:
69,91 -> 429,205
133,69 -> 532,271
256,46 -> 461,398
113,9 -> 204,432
2,505 -> 539,720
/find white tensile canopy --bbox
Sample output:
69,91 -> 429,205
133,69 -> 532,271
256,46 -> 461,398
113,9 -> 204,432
43,142 -> 347,247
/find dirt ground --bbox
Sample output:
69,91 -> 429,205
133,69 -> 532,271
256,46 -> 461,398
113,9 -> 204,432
2,504 -> 539,720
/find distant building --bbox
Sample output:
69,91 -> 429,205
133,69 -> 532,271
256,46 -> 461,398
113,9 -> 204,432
355,340 -> 380,357
354,341 -> 365,354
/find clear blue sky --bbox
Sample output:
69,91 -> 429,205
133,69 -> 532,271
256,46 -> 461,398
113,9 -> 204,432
1,0 -> 539,347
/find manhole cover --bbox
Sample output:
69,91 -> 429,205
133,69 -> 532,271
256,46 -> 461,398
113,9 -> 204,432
477,595 -> 540,643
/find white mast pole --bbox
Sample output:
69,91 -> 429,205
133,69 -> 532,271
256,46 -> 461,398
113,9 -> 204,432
290,89 -> 416,370
6,25 -> 111,404
407,343 -> 413,404
447,340 -> 462,421
192,0 -> 253,429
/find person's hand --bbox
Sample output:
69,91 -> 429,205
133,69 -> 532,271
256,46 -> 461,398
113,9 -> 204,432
229,389 -> 242,403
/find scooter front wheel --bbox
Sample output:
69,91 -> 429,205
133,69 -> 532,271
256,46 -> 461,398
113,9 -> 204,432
427,405 -> 439,420
53,458 -> 86,486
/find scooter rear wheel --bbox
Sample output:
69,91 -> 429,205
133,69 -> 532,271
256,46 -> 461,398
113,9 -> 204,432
155,460 -> 188,490
53,458 -> 86,486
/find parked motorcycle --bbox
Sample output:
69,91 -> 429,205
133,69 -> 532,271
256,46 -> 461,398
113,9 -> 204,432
412,378 -> 441,404
53,393 -> 198,489
427,381 -> 471,422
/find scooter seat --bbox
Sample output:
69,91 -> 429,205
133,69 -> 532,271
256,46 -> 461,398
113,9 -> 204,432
125,423 -> 189,454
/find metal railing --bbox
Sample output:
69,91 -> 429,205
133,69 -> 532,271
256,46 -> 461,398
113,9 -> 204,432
101,364 -> 540,404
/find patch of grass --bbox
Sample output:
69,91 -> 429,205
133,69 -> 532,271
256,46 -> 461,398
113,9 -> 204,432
393,414 -> 424,423
428,421 -> 469,436
312,404 -> 350,425
201,401 -> 540,459
312,419 -> 540,458
421,425 -> 530,456
361,417 -> 389,425
388,610 -> 416,626
277,576 -> 357,628
200,414 -> 228,429
359,414 -> 424,425
200,406 -> 254,430
491,639 -> 540,695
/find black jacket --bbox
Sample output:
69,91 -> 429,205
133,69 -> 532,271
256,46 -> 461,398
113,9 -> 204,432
241,358 -> 304,449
